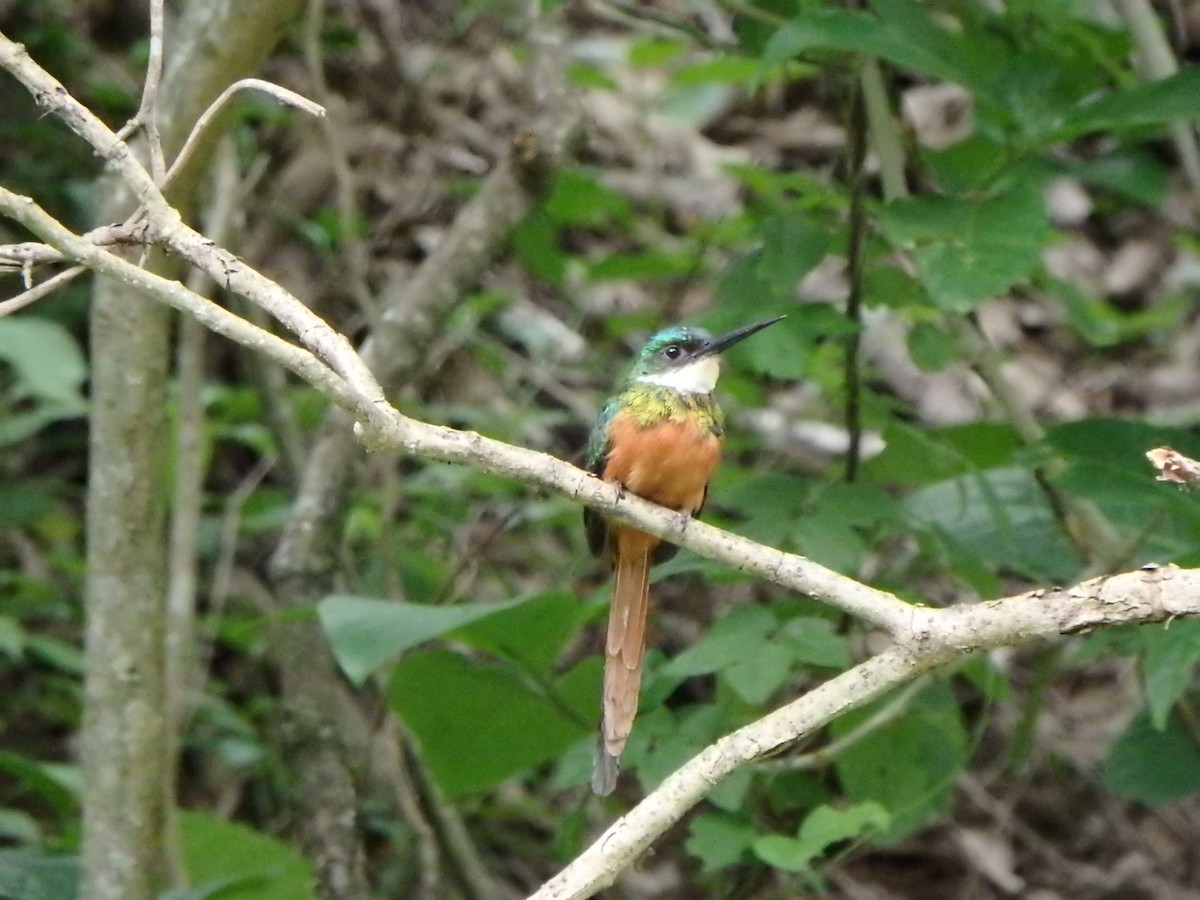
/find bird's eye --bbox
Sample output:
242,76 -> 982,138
663,345 -> 682,360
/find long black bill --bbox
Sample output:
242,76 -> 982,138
700,315 -> 786,356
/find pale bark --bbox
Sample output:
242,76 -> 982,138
77,2 -> 304,898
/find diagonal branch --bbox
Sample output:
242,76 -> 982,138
0,187 -> 360,413
528,564 -> 1200,899
0,31 -> 377,402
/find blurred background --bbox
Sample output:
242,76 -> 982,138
3,0 -> 1200,897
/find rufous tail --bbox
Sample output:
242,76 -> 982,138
593,528 -> 653,795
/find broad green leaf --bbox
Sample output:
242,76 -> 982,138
586,249 -> 695,281
451,590 -> 587,673
0,317 -> 87,406
0,486 -> 56,528
1056,68 -> 1200,140
708,766 -> 755,812
776,617 -> 851,670
879,189 -> 1049,311
903,467 -> 1080,584
755,213 -> 828,300
863,421 -> 969,486
957,656 -> 1013,702
686,812 -> 758,872
810,482 -> 900,528
753,802 -> 890,872
671,56 -> 761,89
318,595 -> 527,684
718,471 -> 812,545
759,7 -> 973,86
1103,710 -> 1200,805
627,36 -> 687,67
387,649 -> 590,795
832,682 -> 968,839
0,851 -> 79,900
635,704 -> 723,791
937,422 -> 1024,470
0,752 -> 78,816
1051,460 -> 1200,560
792,518 -> 864,576
1069,148 -> 1169,206
0,809 -> 39,844
1046,418 -> 1200,469
1139,620 -> 1200,730
793,801 -> 890,859
907,320 -> 957,372
723,641 -> 795,705
512,213 -> 567,285
751,835 -> 812,873
543,169 -> 632,227
179,810 -> 313,900
661,605 -> 776,680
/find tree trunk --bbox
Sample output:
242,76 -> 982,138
80,3 -> 303,898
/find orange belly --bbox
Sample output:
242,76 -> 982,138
602,412 -> 721,514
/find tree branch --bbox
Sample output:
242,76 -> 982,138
528,564 -> 1199,899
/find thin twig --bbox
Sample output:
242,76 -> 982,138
401,721 -> 511,900
302,0 -> 375,318
0,35 -> 381,400
842,66 -> 868,483
0,265 -> 85,317
165,138 -> 243,843
115,0 -> 166,181
0,187 -> 363,414
758,675 -> 930,773
163,77 -> 326,192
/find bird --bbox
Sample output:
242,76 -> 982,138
583,315 -> 785,795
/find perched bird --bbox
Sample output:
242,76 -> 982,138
584,316 -> 785,795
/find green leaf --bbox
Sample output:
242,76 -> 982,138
671,56 -> 762,89
1056,68 -> 1200,140
451,590 -> 587,673
317,595 -> 527,684
512,213 -> 567,285
832,682 -> 968,839
879,189 -> 1049,311
903,467 -> 1080,584
543,169 -> 632,227
759,6 -> 974,86
1103,710 -> 1200,805
753,802 -> 891,872
863,421 -> 970,486
686,812 -> 758,873
661,605 -> 776,680
627,36 -> 687,67
1139,620 -> 1200,730
723,641 -> 795,705
907,320 -> 957,372
179,810 -> 314,900
586,249 -> 695,281
0,809 -> 39,844
755,213 -> 829,300
387,649 -> 590,796
792,518 -> 864,576
0,318 -> 86,405
776,617 -> 851,669
0,851 -> 79,900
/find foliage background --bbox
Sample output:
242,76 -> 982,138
3,0 -> 1200,897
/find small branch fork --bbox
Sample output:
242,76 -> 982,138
2,24 -> 1199,900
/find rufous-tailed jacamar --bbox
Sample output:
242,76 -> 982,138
584,316 -> 784,795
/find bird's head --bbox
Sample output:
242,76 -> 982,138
628,316 -> 785,393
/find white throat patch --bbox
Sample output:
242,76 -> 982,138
636,356 -> 720,393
